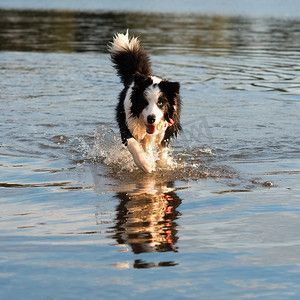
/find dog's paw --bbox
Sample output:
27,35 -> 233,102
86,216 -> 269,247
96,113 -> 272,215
127,138 -> 155,173
135,154 -> 153,173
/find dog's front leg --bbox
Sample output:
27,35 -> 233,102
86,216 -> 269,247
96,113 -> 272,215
127,138 -> 153,173
159,147 -> 168,164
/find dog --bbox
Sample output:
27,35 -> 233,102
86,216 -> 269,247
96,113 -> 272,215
109,31 -> 181,173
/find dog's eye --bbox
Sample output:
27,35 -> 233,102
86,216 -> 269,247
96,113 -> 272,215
157,98 -> 165,107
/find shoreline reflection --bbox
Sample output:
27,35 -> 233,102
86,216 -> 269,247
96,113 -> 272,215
1,9 -> 299,56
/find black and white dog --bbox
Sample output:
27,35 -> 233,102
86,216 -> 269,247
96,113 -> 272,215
109,31 -> 181,173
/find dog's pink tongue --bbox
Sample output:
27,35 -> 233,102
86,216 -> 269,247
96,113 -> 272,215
146,124 -> 156,134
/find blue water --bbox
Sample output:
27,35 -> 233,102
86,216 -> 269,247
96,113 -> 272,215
1,1 -> 300,299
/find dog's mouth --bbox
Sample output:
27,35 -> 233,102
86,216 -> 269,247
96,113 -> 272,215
146,124 -> 156,134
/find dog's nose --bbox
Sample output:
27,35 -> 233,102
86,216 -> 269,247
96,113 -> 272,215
147,114 -> 156,124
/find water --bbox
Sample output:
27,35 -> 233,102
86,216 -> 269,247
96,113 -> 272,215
1,2 -> 300,299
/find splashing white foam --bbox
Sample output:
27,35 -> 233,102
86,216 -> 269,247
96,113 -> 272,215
84,125 -> 231,181
87,126 -> 136,172
87,125 -> 179,173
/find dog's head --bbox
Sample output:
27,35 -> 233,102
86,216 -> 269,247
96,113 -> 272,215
130,75 -> 181,135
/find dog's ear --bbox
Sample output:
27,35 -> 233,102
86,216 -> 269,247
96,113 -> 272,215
169,81 -> 180,95
132,73 -> 152,90
133,73 -> 152,84
159,81 -> 180,97
160,81 -> 181,134
133,73 -> 146,83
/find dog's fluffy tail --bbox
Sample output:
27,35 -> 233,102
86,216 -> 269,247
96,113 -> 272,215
109,30 -> 152,86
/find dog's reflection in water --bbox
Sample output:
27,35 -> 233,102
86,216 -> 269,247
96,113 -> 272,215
110,180 -> 182,256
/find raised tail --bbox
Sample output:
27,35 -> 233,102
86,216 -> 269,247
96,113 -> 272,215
108,31 -> 152,86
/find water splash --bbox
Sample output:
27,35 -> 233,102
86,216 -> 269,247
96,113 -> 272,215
88,125 -> 136,172
85,125 -> 234,182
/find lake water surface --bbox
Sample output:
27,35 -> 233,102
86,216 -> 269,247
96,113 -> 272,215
1,2 -> 300,299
